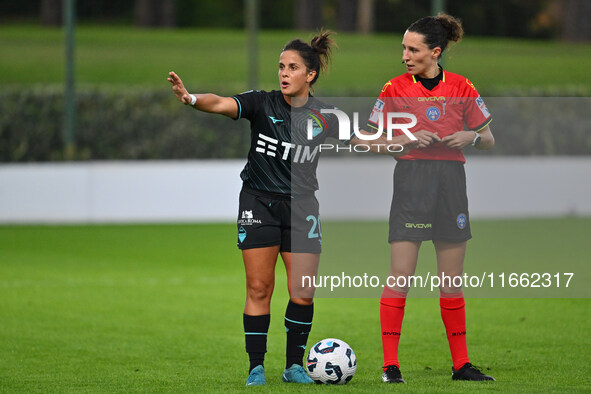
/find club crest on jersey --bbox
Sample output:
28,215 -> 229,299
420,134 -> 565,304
238,226 -> 247,242
307,115 -> 323,137
426,106 -> 441,121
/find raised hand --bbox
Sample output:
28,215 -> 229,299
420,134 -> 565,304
167,71 -> 192,105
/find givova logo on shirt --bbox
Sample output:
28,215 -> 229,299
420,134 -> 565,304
255,133 -> 319,163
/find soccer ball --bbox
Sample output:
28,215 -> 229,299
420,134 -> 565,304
306,338 -> 357,384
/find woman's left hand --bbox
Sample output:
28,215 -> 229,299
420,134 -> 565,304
441,131 -> 476,150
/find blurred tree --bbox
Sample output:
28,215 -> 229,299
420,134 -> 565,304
357,0 -> 374,34
176,0 -> 243,28
77,0 -> 134,23
0,0 -> 564,39
135,0 -> 153,26
260,0 -> 293,29
161,0 -> 176,27
560,0 -> 591,42
134,0 -> 176,27
40,0 -> 62,26
447,0 -> 557,38
294,0 -> 324,30
337,0 -> 357,31
374,0 -> 430,32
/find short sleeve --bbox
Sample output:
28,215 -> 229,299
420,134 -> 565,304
233,90 -> 266,121
325,107 -> 352,144
367,81 -> 393,131
462,79 -> 492,131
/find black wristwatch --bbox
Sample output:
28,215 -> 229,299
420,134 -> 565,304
471,132 -> 481,148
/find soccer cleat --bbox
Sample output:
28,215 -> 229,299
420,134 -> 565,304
282,364 -> 314,384
452,363 -> 495,381
382,365 -> 405,383
246,365 -> 266,386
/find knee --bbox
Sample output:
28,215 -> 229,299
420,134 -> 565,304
246,279 -> 273,303
290,297 -> 313,306
440,286 -> 463,296
438,272 -> 463,294
387,270 -> 416,293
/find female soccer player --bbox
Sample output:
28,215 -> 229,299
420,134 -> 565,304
169,32 -> 414,386
366,14 -> 496,383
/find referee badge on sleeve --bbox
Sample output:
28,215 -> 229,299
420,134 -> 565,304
456,214 -> 467,229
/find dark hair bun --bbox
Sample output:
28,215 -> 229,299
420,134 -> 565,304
407,13 -> 463,58
435,13 -> 463,43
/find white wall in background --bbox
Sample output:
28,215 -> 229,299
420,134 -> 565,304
1,157 -> 589,223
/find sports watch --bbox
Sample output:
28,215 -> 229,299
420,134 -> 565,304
471,131 -> 481,147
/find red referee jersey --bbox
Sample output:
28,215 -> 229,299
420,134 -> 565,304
367,70 -> 492,162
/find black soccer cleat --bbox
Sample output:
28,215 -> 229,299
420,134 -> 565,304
452,363 -> 495,381
382,365 -> 405,383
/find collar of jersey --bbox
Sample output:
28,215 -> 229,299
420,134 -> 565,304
411,66 -> 445,84
280,91 -> 314,111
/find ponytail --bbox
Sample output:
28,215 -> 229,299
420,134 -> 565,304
283,30 -> 336,86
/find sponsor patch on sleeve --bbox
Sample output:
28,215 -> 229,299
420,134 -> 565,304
476,95 -> 490,118
369,99 -> 385,124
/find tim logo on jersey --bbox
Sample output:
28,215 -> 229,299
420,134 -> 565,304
255,133 -> 320,163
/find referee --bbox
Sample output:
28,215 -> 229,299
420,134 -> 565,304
367,14 -> 496,383
169,31 -> 415,386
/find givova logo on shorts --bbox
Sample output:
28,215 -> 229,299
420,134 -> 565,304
405,222 -> 432,229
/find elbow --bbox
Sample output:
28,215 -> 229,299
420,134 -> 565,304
485,134 -> 495,150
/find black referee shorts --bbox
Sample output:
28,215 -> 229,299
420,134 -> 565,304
236,186 -> 322,253
388,160 -> 472,243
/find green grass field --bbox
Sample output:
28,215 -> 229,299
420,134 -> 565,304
1,25 -> 590,95
1,219 -> 590,392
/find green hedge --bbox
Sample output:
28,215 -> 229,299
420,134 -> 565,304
1,87 -> 589,162
469,97 -> 591,157
0,87 -> 249,162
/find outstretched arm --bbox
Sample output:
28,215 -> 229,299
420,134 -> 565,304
168,71 -> 239,119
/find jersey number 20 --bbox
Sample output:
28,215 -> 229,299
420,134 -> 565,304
306,215 -> 321,239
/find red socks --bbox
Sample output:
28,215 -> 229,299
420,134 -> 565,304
381,289 -> 470,371
380,287 -> 406,370
440,292 -> 470,370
